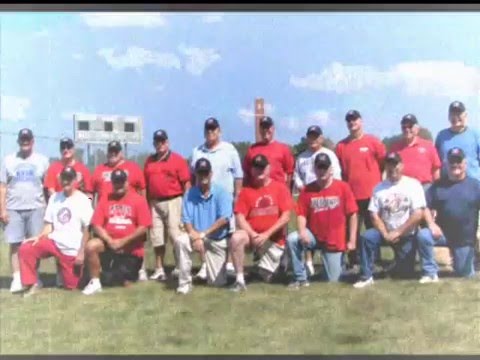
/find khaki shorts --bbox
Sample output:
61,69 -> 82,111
150,196 -> 183,247
256,241 -> 285,274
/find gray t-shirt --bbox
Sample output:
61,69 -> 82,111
0,152 -> 49,210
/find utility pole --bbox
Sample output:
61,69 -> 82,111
254,98 -> 265,143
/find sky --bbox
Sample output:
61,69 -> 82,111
1,11 -> 480,160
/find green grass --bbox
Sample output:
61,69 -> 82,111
0,230 -> 479,355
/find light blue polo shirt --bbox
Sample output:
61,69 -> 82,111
435,127 -> 480,180
181,183 -> 233,240
190,141 -> 243,195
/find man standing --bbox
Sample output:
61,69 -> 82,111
82,169 -> 152,295
287,153 -> 358,288
0,129 -> 49,293
417,148 -> 479,281
44,137 -> 93,199
229,155 -> 293,292
174,158 -> 233,295
144,130 -> 191,281
353,152 -> 426,288
390,114 -> 441,192
293,125 -> 342,276
19,167 -> 93,296
336,110 -> 386,267
190,117 -> 244,278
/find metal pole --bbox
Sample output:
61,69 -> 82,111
124,143 -> 128,159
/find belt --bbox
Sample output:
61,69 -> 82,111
154,194 -> 182,202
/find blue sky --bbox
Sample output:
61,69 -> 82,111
1,12 -> 480,160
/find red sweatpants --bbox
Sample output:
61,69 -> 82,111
19,236 -> 81,289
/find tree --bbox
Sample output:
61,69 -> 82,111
231,141 -> 252,161
291,136 -> 336,157
382,126 -> 433,152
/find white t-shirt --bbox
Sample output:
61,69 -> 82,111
293,147 -> 342,189
368,175 -> 426,235
44,190 -> 93,256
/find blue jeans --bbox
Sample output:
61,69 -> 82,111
287,230 -> 344,282
359,228 -> 416,280
417,228 -> 475,278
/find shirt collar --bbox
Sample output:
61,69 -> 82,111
200,141 -> 225,153
154,150 -> 171,162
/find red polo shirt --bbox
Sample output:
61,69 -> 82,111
92,160 -> 146,199
144,151 -> 190,199
390,137 -> 441,184
44,160 -> 93,193
243,141 -> 295,186
335,134 -> 386,200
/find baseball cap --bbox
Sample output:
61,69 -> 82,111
60,166 -> 77,182
153,129 -> 168,142
306,125 -> 322,136
194,158 -> 212,173
314,153 -> 332,168
18,128 -> 33,141
401,114 -> 418,126
449,101 -> 466,114
111,169 -> 128,184
385,152 -> 402,165
447,147 -> 465,163
259,116 -> 274,129
345,110 -> 361,122
204,117 -> 220,130
60,137 -> 74,149
107,140 -> 122,153
251,154 -> 269,170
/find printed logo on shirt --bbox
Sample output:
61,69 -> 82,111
57,207 -> 72,224
108,204 -> 133,226
310,196 -> 340,212
250,195 -> 279,217
14,164 -> 36,183
381,193 -> 410,216
359,147 -> 370,153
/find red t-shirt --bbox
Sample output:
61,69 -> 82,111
297,180 -> 358,252
390,138 -> 441,184
335,134 -> 386,200
91,191 -> 152,258
234,180 -> 294,246
92,160 -> 146,199
44,160 -> 93,193
243,141 -> 295,186
144,151 -> 190,199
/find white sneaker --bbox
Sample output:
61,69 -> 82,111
10,273 -> 23,293
176,283 -> 192,295
419,275 -> 439,284
194,263 -> 207,280
55,272 -> 64,288
23,284 -> 40,298
82,279 -> 103,295
226,262 -> 236,277
138,269 -> 148,282
306,263 -> 315,277
353,277 -> 375,289
149,268 -> 167,281
171,267 -> 180,278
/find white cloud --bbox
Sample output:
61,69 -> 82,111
178,45 -> 221,76
98,47 -> 181,71
306,110 -> 330,126
283,117 -> 300,131
1,95 -> 31,122
201,13 -> 224,23
290,61 -> 480,98
72,53 -> 85,61
238,103 -> 275,125
80,12 -> 167,28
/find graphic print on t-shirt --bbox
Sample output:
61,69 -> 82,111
381,192 -> 410,217
310,196 -> 340,212
14,164 -> 37,183
56,207 -> 72,224
250,195 -> 278,217
108,204 -> 133,227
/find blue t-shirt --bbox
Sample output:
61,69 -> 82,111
181,184 -> 233,240
435,127 -> 480,180
426,176 -> 480,247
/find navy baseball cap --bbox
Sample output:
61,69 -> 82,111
60,137 -> 74,149
314,153 -> 332,168
447,147 -> 465,163
153,129 -> 168,142
195,158 -> 212,173
111,169 -> 128,183
60,166 -> 77,182
385,152 -> 402,165
306,125 -> 322,136
345,110 -> 361,122
251,154 -> 269,169
18,128 -> 34,141
259,116 -> 274,129
449,101 -> 466,114
204,117 -> 220,130
401,114 -> 418,126
107,141 -> 122,153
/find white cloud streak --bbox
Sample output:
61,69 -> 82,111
80,12 -> 167,28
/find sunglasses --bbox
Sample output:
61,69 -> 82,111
401,124 -> 414,130
315,164 -> 330,170
346,117 -> 358,123
60,144 -> 74,151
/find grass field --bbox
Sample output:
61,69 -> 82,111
0,230 -> 479,355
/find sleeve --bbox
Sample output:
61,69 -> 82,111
81,197 -> 94,227
368,187 -> 380,214
233,189 -> 249,215
216,188 -> 233,220
181,190 -> 193,225
41,156 -> 50,180
0,158 -> 7,184
230,147 -> 244,179
80,164 -> 93,193
283,145 -> 295,175
430,144 -> 442,170
343,183 -> 359,215
434,133 -> 442,158
136,196 -> 152,228
242,148 -> 252,184
177,156 -> 192,184
190,148 -> 198,172
329,150 -> 343,180
296,190 -> 309,217
90,200 -> 106,227
411,180 -> 427,210
374,137 -> 387,164
293,156 -> 304,189
91,167 -> 100,195
425,185 -> 435,209
135,164 -> 146,190
335,144 -> 346,180
43,196 -> 55,223
278,184 -> 294,212
43,164 -> 56,190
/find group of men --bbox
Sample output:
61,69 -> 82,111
0,100 -> 478,296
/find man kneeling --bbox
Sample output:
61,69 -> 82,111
229,154 -> 293,292
175,158 -> 233,294
287,153 -> 358,288
82,169 -> 152,295
19,166 -> 93,296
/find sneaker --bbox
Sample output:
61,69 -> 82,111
306,263 -> 315,277
258,268 -> 273,283
138,269 -> 148,282
55,272 -> 64,288
176,283 -> 192,295
419,275 -> 439,284
353,277 -> 374,289
23,284 -> 40,298
225,262 -> 236,277
149,268 -> 167,281
194,263 -> 207,280
10,273 -> 23,294
82,279 -> 103,295
170,267 -> 180,278
287,280 -> 310,290
229,281 -> 247,292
